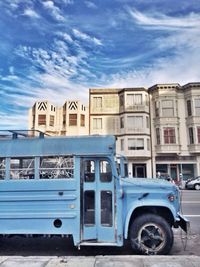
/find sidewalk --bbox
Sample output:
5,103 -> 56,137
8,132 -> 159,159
0,256 -> 199,267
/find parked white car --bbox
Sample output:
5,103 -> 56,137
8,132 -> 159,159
185,176 -> 200,190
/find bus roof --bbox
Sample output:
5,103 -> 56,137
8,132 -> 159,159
0,132 -> 116,157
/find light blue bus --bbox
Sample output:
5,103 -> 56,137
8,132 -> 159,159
0,130 -> 189,255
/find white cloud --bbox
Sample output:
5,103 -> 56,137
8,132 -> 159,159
23,9 -> 40,19
42,1 -> 65,22
57,0 -> 74,4
0,112 -> 28,129
128,8 -> 200,30
9,66 -> 14,75
56,32 -> 73,43
84,1 -> 97,9
72,29 -> 102,46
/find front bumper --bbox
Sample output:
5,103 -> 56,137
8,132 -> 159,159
176,214 -> 190,233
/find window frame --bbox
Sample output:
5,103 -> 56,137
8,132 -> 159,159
81,114 -> 85,127
187,100 -> 192,116
69,114 -> 77,126
161,100 -> 174,117
128,138 -> 144,150
163,127 -> 176,144
93,118 -> 102,130
189,127 -> 194,144
38,114 -> 46,126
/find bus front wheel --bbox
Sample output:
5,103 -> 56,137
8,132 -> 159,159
129,213 -> 173,255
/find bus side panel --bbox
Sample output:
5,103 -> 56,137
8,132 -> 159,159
0,179 -> 80,243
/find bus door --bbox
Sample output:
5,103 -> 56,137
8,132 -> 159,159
81,158 -> 116,244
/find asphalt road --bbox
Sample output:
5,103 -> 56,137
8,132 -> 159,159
180,189 -> 200,234
0,189 -> 199,256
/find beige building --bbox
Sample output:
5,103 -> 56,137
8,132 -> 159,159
90,82 -> 200,182
28,100 -> 89,136
149,82 -> 200,182
89,88 -> 151,178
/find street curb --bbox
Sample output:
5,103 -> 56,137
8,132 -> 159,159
0,256 -> 200,267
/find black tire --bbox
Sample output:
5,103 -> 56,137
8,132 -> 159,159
194,184 -> 200,190
129,213 -> 173,255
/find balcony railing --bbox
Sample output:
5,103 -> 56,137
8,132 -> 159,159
125,105 -> 149,113
188,144 -> 200,153
155,144 -> 181,153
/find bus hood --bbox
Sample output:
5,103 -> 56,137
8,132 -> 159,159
120,177 -> 179,194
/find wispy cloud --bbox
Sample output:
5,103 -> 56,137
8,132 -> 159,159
128,8 -> 200,30
101,9 -> 200,88
84,1 -> 97,9
0,112 -> 28,129
56,31 -> 73,43
42,1 -> 65,22
72,29 -> 102,46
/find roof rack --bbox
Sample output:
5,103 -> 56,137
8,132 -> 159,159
0,130 -> 48,139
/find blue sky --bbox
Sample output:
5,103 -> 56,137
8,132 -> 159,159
1,0 -> 200,129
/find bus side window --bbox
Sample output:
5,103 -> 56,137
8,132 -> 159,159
84,160 -> 95,182
39,156 -> 74,179
100,160 -> 112,182
0,158 -> 6,180
10,158 -> 34,179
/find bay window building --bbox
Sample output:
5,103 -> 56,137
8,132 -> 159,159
149,82 -> 200,182
89,88 -> 151,178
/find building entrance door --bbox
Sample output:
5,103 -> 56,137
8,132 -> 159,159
132,164 -> 146,178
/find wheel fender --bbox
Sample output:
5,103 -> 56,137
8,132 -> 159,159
124,200 -> 177,239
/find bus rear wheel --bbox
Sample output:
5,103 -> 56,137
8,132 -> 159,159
129,214 -> 173,255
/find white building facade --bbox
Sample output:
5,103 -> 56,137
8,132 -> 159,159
28,100 -> 89,136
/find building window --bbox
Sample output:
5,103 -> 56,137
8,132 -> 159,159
63,115 -> 66,127
156,128 -> 160,145
121,139 -> 124,151
128,138 -> 144,150
197,127 -> 200,143
155,101 -> 159,117
120,94 -> 124,107
146,116 -> 149,128
93,118 -> 102,130
81,114 -> 85,127
120,117 -> 124,128
32,115 -> 35,127
189,127 -> 194,144
49,115 -> 54,127
145,94 -> 149,106
69,114 -> 77,126
195,99 -> 200,115
38,115 -> 46,126
187,100 -> 192,116
147,139 -> 150,150
162,100 -> 174,117
127,94 -> 142,107
163,127 -> 176,144
93,97 -> 102,108
127,116 -> 143,130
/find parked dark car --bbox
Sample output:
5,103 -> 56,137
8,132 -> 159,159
185,176 -> 200,190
